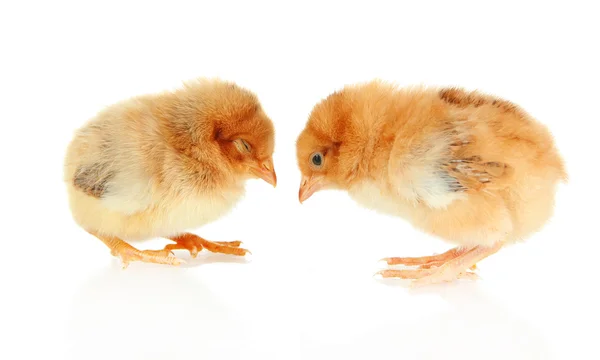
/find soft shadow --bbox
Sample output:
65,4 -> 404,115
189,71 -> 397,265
67,264 -> 249,360
363,280 -> 554,359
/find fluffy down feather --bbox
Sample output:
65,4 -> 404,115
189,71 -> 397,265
296,80 -> 566,285
64,78 -> 276,266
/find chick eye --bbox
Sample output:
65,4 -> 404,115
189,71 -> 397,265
311,152 -> 323,167
241,139 -> 251,152
235,139 -> 251,153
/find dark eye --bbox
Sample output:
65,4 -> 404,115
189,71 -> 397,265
311,152 -> 323,167
241,139 -> 251,152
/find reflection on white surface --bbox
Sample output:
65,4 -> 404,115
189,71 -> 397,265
285,281 -> 552,359
374,281 -> 551,359
67,262 -> 552,360
68,264 -> 250,360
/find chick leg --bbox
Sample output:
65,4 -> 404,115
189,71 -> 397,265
164,233 -> 249,258
90,232 -> 182,268
376,243 -> 502,286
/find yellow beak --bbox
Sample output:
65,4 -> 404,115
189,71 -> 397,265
298,175 -> 324,203
250,158 -> 277,187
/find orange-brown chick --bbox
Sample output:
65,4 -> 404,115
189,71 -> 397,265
296,80 -> 566,286
64,78 -> 276,267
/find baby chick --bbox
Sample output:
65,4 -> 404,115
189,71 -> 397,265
64,78 -> 276,268
296,81 -> 566,286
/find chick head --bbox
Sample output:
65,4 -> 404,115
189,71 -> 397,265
296,90 -> 356,203
177,79 -> 277,187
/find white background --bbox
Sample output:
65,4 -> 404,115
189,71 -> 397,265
1,1 -> 598,359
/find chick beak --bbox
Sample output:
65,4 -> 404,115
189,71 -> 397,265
250,159 -> 277,187
299,175 -> 324,203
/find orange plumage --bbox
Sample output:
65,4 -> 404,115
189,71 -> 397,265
296,80 -> 566,286
64,78 -> 276,267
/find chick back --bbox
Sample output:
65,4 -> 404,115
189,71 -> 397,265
348,84 -> 566,247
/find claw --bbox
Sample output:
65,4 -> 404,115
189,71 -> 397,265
190,246 -> 199,258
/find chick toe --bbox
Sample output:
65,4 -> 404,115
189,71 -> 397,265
376,243 -> 500,286
89,232 -> 182,268
375,268 -> 436,279
381,247 -> 467,267
165,233 -> 249,258
215,241 -> 243,247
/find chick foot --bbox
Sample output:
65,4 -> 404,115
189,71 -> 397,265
376,243 -> 502,287
380,247 -> 469,268
164,233 -> 249,258
90,232 -> 182,268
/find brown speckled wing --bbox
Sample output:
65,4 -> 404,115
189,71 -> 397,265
437,89 -> 515,193
442,156 -> 509,193
73,163 -> 114,198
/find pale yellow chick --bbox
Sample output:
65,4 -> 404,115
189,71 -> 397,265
64,78 -> 276,267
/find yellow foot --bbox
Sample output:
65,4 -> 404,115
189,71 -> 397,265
88,231 -> 183,269
164,233 -> 250,258
380,247 -> 468,268
379,248 -> 477,270
113,246 -> 182,269
375,244 -> 502,287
